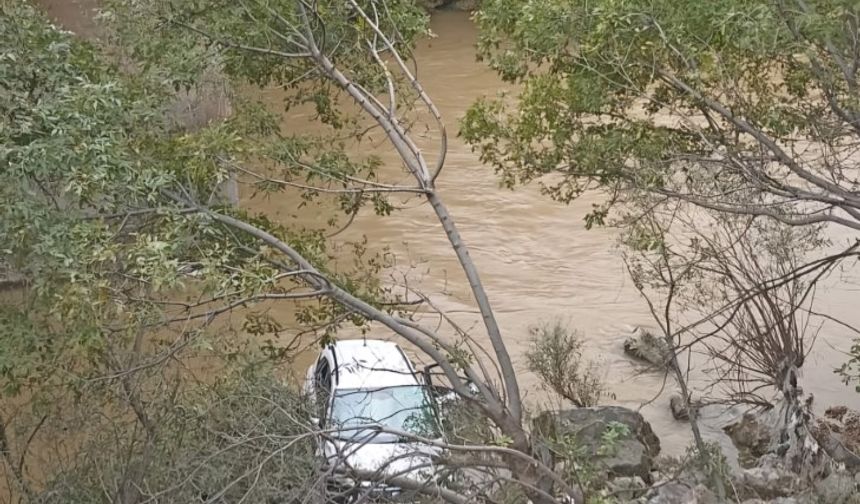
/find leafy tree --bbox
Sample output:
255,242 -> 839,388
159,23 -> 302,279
464,0 -> 860,231
1,3 -> 383,501
462,0 -> 860,489
462,0 -> 860,414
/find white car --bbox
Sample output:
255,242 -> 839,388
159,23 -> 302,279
304,339 -> 445,502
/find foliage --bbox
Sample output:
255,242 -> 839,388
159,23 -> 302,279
622,209 -> 836,406
596,421 -> 631,457
526,322 -> 606,407
0,2 -> 415,501
101,0 -> 428,125
0,0 -> 404,391
35,360 -> 320,503
465,0 -> 860,413
540,428 -> 611,500
436,395 -> 495,447
464,0 -> 860,229
684,441 -> 733,497
463,2 -> 860,487
838,339 -> 860,392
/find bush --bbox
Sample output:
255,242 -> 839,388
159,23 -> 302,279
526,322 -> 606,407
37,365 -> 321,503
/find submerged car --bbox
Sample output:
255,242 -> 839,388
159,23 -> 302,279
304,339 -> 445,501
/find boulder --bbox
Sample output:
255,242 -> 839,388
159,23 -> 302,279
607,476 -> 647,500
724,411 -> 775,466
736,473 -> 860,504
623,327 -> 671,368
645,482 -> 691,503
533,406 -> 660,481
670,395 -> 690,421
811,471 -> 859,504
645,483 -> 719,504
812,406 -> 860,472
735,455 -> 799,499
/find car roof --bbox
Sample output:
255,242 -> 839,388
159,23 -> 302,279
329,339 -> 419,390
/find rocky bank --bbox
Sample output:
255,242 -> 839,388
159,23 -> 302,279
539,403 -> 860,503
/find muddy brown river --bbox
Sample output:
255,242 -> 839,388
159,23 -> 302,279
33,3 -> 860,456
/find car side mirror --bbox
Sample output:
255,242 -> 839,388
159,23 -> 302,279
467,381 -> 480,395
438,389 -> 459,404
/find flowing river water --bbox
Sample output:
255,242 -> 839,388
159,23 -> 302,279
32,3 -> 860,456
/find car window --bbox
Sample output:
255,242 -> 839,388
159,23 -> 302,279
314,357 -> 332,417
328,385 -> 440,442
315,358 -> 331,393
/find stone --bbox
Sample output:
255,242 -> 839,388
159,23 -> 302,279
652,453 -> 722,491
811,471 -> 859,504
735,455 -> 798,499
724,411 -> 774,465
533,406 -> 661,481
670,394 -> 690,421
645,483 -> 718,504
602,439 -> 650,479
690,485 -> 720,504
827,406 -> 850,421
623,326 -> 671,368
607,476 -> 646,500
812,406 -> 860,472
645,482 -> 693,504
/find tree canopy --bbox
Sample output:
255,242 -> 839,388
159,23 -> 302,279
463,0 -> 860,491
463,0 -> 860,231
0,1 -> 417,500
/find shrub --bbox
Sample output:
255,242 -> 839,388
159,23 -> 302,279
526,322 -> 606,407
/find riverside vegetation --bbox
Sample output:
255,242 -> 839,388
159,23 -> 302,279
2,1 -> 860,503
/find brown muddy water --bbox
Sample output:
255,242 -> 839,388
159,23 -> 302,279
31,4 -> 860,457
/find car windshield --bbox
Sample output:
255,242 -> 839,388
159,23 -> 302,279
329,385 -> 440,443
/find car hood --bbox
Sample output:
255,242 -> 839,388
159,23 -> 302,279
324,439 -> 442,481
